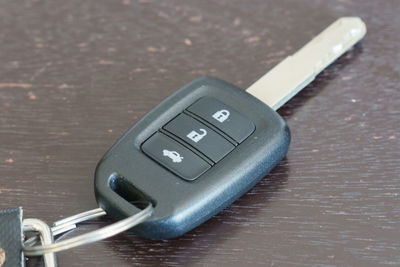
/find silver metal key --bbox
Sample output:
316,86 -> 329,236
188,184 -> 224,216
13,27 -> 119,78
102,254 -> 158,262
247,17 -> 366,110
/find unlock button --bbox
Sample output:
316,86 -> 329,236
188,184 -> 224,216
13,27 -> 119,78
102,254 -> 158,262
164,114 -> 234,162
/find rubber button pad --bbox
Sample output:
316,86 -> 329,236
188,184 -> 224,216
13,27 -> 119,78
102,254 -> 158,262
142,97 -> 254,181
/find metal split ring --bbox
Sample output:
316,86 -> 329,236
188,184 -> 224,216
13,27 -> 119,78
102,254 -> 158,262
23,203 -> 153,256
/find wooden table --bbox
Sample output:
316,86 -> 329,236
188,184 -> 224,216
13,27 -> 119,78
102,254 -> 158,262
1,0 -> 399,266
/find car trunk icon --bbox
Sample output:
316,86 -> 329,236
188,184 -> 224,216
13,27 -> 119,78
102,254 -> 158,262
163,149 -> 184,163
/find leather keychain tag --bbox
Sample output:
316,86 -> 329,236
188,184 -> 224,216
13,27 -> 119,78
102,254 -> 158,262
0,208 -> 24,267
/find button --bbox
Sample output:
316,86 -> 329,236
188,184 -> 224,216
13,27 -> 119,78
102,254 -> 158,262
142,132 -> 210,181
187,97 -> 255,143
164,113 -> 234,162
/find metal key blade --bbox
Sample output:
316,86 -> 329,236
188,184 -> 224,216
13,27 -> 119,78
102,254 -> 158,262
246,17 -> 366,110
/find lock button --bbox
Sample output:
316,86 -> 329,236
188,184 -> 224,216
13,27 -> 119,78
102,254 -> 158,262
187,97 -> 255,143
164,113 -> 234,162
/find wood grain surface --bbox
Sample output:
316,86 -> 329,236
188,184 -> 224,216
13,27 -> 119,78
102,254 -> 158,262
0,0 -> 399,266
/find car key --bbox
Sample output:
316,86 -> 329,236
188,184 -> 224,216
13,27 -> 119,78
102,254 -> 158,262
94,17 -> 366,240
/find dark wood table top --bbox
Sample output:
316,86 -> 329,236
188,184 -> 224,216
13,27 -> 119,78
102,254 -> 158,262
1,0 -> 399,266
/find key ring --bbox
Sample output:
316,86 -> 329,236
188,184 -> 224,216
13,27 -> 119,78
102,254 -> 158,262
24,207 -> 107,248
23,218 -> 57,267
23,203 -> 153,256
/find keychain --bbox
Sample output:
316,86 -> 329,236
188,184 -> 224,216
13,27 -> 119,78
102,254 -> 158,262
0,17 -> 366,266
0,206 -> 152,267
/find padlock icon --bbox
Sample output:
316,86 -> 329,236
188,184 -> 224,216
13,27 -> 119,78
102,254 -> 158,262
212,109 -> 230,123
186,129 -> 207,143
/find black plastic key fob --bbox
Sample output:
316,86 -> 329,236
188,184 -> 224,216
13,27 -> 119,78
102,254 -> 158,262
94,76 -> 290,240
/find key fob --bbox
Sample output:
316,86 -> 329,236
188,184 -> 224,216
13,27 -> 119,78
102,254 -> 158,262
94,76 -> 290,239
